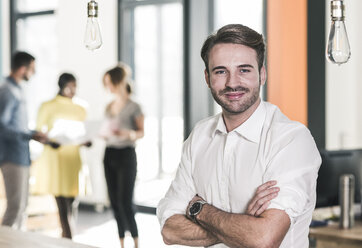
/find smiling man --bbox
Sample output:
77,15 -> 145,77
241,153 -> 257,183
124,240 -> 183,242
157,24 -> 321,248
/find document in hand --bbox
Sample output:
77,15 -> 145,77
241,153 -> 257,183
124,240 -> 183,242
48,119 -> 103,145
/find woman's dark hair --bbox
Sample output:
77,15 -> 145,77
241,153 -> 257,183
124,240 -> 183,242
126,83 -> 132,94
201,24 -> 265,73
58,73 -> 76,92
11,51 -> 35,71
105,63 -> 132,94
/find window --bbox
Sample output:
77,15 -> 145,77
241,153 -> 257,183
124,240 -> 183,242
121,0 -> 183,179
120,0 -> 183,207
10,1 -> 57,126
16,15 -> 58,124
213,0 -> 266,114
16,0 -> 58,13
0,3 -> 2,79
214,0 -> 264,33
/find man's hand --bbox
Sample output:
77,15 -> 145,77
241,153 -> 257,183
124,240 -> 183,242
82,141 -> 93,147
114,129 -> 136,141
246,180 -> 279,217
31,131 -> 48,144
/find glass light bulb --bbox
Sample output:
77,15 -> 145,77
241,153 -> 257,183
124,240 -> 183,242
84,17 -> 102,51
84,0 -> 102,51
326,20 -> 351,65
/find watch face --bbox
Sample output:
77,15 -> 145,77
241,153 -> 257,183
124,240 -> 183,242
190,202 -> 202,216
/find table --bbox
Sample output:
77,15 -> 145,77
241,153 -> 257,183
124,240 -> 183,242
309,220 -> 362,248
0,226 -> 97,248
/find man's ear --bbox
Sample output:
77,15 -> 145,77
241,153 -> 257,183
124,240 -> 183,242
18,66 -> 27,75
204,69 -> 210,88
259,66 -> 266,86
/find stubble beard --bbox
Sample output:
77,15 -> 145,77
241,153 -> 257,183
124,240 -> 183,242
211,84 -> 260,115
23,73 -> 30,82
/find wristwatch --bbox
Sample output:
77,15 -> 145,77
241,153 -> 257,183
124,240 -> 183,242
189,200 -> 207,222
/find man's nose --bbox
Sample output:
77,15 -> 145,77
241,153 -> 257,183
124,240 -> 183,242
225,71 -> 240,88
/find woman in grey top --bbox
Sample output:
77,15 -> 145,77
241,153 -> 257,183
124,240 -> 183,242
102,64 -> 144,248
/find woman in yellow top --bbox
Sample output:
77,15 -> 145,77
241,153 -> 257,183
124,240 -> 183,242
33,73 -> 89,239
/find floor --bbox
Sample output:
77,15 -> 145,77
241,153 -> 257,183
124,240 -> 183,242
74,206 -> 167,248
0,177 -> 190,248
26,203 -> 190,248
71,177 -> 189,248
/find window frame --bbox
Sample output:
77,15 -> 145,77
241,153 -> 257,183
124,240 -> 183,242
10,1 -> 55,56
118,0 -> 184,178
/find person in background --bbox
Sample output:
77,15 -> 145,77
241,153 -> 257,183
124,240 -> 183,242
0,51 -> 48,229
102,64 -> 144,248
33,73 -> 90,239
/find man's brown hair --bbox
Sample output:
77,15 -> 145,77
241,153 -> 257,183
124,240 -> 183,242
201,24 -> 265,73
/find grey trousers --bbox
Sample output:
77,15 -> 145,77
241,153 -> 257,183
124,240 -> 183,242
0,162 -> 30,230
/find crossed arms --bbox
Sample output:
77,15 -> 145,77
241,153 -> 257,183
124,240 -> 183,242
161,181 -> 290,248
158,125 -> 321,247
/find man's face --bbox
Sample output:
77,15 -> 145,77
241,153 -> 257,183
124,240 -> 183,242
205,43 -> 265,115
23,60 -> 35,81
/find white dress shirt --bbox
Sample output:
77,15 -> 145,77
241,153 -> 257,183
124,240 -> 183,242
157,101 -> 321,248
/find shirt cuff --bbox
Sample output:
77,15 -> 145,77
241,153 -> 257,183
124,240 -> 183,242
268,202 -> 296,226
157,198 -> 189,230
22,130 -> 35,140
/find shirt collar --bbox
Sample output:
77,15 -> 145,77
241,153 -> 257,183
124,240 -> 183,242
214,114 -> 228,135
55,94 -> 72,103
7,76 -> 20,88
213,101 -> 267,143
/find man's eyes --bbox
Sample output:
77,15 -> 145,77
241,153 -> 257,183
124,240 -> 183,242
214,68 -> 251,74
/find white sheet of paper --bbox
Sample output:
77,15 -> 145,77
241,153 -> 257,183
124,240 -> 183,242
48,119 -> 103,145
98,118 -> 119,139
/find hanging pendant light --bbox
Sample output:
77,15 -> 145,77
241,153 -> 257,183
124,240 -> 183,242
326,0 -> 351,65
84,0 -> 102,51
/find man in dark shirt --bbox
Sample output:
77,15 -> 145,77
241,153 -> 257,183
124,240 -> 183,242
0,51 -> 48,229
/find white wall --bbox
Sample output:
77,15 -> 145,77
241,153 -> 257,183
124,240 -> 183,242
1,0 -> 117,118
56,0 -> 118,205
326,0 -> 362,149
57,0 -> 117,120
0,0 -> 118,205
